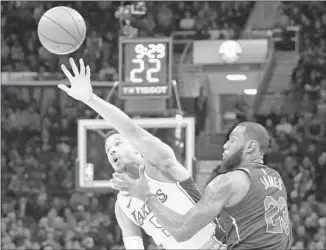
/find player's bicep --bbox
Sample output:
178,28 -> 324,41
203,174 -> 234,205
128,126 -> 176,163
115,202 -> 142,238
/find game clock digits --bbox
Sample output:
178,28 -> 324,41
119,38 -> 172,99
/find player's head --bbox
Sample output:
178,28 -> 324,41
104,129 -> 143,174
222,122 -> 269,171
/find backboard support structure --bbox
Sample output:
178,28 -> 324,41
77,117 -> 195,192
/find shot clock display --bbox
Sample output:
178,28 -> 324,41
118,37 -> 172,99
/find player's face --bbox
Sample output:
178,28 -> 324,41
105,134 -> 142,172
222,126 -> 246,171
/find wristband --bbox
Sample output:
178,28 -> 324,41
123,236 -> 144,250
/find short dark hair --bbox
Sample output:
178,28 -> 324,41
237,122 -> 270,154
105,129 -> 120,142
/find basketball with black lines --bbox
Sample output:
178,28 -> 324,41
37,6 -> 86,55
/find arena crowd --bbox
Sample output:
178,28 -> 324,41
1,1 -> 326,250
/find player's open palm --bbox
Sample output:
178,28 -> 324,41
59,58 -> 93,102
109,165 -> 152,201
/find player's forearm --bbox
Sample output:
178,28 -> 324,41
85,93 -> 138,137
146,196 -> 188,241
85,93 -> 174,164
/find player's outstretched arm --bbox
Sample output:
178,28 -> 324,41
59,58 -> 176,166
146,174 -> 233,242
115,202 -> 144,249
110,168 -> 237,242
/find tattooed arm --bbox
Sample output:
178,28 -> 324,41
146,174 -> 235,242
110,168 -> 250,242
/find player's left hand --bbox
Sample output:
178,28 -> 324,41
109,165 -> 152,201
58,58 -> 93,103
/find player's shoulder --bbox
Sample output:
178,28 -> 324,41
239,161 -> 278,176
206,171 -> 248,194
225,170 -> 251,192
204,172 -> 250,205
215,171 -> 251,207
208,171 -> 249,186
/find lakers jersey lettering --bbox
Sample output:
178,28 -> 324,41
117,173 -> 216,249
131,189 -> 168,226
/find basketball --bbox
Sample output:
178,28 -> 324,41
37,6 -> 86,55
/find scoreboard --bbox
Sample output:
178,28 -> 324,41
118,37 -> 172,99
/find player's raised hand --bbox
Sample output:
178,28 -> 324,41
109,165 -> 152,201
59,58 -> 93,102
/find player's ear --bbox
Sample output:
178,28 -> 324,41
246,140 -> 257,154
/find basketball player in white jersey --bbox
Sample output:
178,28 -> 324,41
59,58 -> 226,250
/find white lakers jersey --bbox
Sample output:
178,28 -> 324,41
117,171 -> 216,249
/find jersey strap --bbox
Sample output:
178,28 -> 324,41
177,176 -> 202,204
234,167 -> 250,175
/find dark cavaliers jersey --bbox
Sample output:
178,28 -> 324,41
218,162 -> 292,250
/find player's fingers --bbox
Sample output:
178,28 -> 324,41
111,178 -> 129,188
58,84 -> 71,94
69,57 -> 79,76
139,165 -> 146,179
109,179 -> 129,191
108,180 -> 120,190
109,183 -> 124,191
113,173 -> 130,182
86,65 -> 91,77
61,64 -> 73,81
120,186 -> 129,192
121,192 -> 131,198
112,178 -> 131,190
79,58 -> 85,76
118,187 -> 129,192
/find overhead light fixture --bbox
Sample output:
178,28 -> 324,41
244,89 -> 257,95
226,74 -> 247,81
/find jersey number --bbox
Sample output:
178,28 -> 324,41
130,59 -> 161,83
149,216 -> 171,238
264,196 -> 290,236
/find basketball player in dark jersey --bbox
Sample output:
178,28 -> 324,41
110,122 -> 293,249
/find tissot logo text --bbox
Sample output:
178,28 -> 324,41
122,86 -> 168,95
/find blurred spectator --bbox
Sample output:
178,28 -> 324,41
156,3 -> 174,35
276,116 -> 293,134
179,11 -> 196,30
140,13 -> 156,36
98,61 -> 117,81
195,86 -> 207,136
85,31 -> 103,61
304,114 -> 325,143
